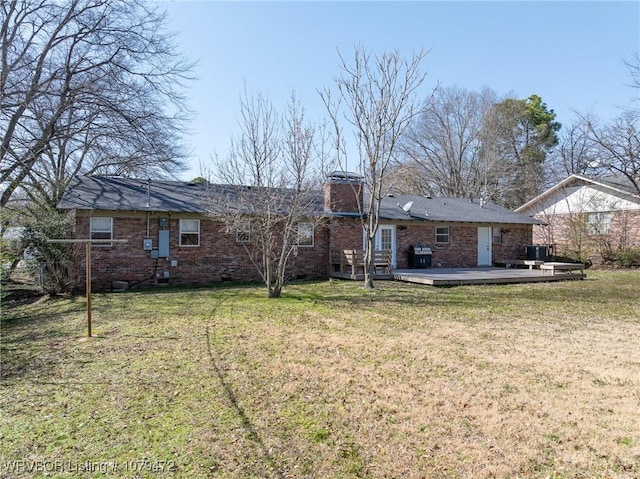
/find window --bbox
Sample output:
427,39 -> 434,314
90,217 -> 113,247
180,219 -> 200,246
297,222 -> 314,247
435,226 -> 449,244
236,222 -> 250,243
586,212 -> 612,235
492,227 -> 502,244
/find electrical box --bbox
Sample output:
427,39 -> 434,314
158,230 -> 170,258
159,217 -> 169,230
143,238 -> 153,251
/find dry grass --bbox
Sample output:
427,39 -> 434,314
1,270 -> 639,478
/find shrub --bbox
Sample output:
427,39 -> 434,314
22,208 -> 76,293
615,247 -> 640,268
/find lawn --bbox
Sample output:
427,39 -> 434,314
1,270 -> 639,478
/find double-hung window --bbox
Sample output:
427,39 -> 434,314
586,212 -> 612,235
90,217 -> 113,247
435,226 -> 450,244
180,219 -> 200,246
297,222 -> 314,247
236,222 -> 250,243
492,227 -> 502,244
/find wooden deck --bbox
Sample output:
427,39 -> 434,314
330,271 -> 394,281
392,267 -> 586,286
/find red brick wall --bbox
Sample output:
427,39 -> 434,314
328,217 -> 533,269
328,217 -> 364,254
74,212 -> 329,291
324,180 -> 362,213
532,210 -> 640,262
72,209 -> 533,290
395,223 -> 532,268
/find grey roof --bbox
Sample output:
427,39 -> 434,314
59,176 -> 211,212
58,175 -> 326,215
377,194 -> 541,225
587,175 -> 639,195
59,175 -> 539,225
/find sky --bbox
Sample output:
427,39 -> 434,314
159,1 -> 640,181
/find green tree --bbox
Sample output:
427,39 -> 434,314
482,94 -> 561,208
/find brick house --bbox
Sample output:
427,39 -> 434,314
58,174 -> 540,290
515,174 -> 640,263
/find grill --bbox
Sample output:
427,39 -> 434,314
408,245 -> 432,268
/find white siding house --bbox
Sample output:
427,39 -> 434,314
516,175 -> 640,263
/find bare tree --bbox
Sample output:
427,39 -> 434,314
624,52 -> 640,91
210,90 -> 329,298
320,45 -> 427,289
1,0 -> 193,210
546,118 -> 598,179
583,110 -> 640,196
398,85 -> 496,198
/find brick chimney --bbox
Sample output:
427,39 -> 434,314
323,171 -> 363,214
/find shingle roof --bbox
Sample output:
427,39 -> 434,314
58,176 -> 326,215
59,175 -> 539,225
58,176 -> 209,212
589,175 -> 639,195
377,194 -> 541,224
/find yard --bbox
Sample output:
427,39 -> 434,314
1,270 -> 639,478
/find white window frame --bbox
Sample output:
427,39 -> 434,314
236,221 -> 250,243
492,227 -> 502,244
179,219 -> 200,246
90,217 -> 113,247
586,212 -> 612,235
297,222 -> 314,247
435,226 -> 450,244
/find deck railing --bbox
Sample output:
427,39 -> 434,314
330,249 -> 392,279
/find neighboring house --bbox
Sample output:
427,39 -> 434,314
516,174 -> 640,262
58,174 -> 540,291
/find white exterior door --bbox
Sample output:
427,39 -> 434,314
477,227 -> 492,266
374,225 -> 396,267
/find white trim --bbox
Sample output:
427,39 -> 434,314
477,227 -> 492,266
297,222 -> 314,247
516,174 -> 640,213
179,218 -> 200,247
89,217 -> 113,247
236,221 -> 250,243
435,225 -> 450,244
373,225 -> 396,268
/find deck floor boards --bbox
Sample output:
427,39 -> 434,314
391,267 -> 585,286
